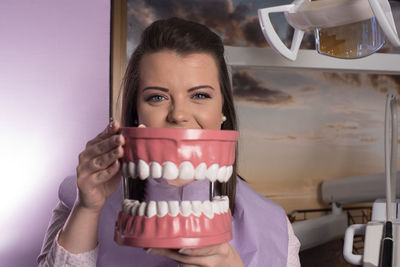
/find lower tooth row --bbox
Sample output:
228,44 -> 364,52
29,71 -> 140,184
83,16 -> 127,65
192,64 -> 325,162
122,161 -> 233,182
122,196 -> 229,219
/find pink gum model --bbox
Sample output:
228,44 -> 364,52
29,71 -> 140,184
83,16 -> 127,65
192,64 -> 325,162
115,127 -> 238,248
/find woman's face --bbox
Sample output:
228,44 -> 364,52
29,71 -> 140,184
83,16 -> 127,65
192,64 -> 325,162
136,50 -> 224,130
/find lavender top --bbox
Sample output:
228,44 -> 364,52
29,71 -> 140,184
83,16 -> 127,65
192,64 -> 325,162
38,176 -> 300,266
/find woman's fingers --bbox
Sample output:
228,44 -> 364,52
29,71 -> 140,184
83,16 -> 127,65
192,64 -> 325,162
178,244 -> 227,257
85,120 -> 121,148
92,159 -> 121,184
148,249 -> 191,263
87,130 -> 124,159
80,134 -> 124,164
148,243 -> 243,267
148,249 -> 209,266
75,121 -> 149,211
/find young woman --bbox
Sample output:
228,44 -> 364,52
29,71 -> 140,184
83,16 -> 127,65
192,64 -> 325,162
38,17 -> 300,267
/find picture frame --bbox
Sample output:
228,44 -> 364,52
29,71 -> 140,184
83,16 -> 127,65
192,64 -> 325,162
110,0 -> 400,121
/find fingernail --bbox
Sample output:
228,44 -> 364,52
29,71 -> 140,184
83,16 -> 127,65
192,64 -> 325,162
118,134 -> 124,143
138,124 -> 146,128
109,121 -> 115,129
178,248 -> 188,254
146,248 -> 152,254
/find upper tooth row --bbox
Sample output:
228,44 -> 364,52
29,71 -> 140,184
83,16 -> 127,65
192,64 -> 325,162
122,196 -> 229,219
122,160 -> 233,182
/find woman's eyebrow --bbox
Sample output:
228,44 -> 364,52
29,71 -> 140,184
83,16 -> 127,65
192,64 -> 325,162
143,85 -> 215,92
187,85 -> 215,92
143,86 -> 169,92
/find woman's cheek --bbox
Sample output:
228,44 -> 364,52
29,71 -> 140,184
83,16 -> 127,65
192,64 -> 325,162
196,109 -> 222,130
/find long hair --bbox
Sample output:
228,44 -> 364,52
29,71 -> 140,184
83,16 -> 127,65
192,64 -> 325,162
120,17 -> 239,213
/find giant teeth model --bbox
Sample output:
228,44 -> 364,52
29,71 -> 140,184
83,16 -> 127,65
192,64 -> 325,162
114,127 -> 238,248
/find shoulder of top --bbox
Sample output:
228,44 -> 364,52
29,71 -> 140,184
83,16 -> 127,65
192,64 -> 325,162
235,177 -> 286,215
58,175 -> 77,209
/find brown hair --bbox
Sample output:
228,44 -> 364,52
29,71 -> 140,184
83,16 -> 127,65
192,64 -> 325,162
120,17 -> 239,213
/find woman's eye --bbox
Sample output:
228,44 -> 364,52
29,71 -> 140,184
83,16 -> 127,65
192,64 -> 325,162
192,93 -> 211,99
147,95 -> 165,102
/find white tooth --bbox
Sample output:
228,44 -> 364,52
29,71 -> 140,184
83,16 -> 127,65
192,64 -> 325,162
162,161 -> 179,180
137,160 -> 149,180
202,200 -> 214,219
212,195 -> 221,201
146,201 -> 157,218
195,163 -> 207,180
122,199 -> 132,207
138,202 -> 147,216
219,201 -> 226,213
122,162 -> 129,178
150,161 -> 162,178
123,199 -> 139,214
123,200 -> 131,214
212,201 -> 220,214
192,201 -> 202,216
217,166 -> 227,182
180,201 -> 192,217
225,166 -> 233,182
205,163 -> 219,182
179,161 -> 195,180
129,199 -> 140,206
130,202 -> 140,216
168,201 -> 180,216
157,201 -> 168,217
128,161 -> 136,178
221,196 -> 229,212
220,201 -> 227,214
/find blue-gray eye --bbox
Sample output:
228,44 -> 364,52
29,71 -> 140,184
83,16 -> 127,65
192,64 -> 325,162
193,93 -> 211,99
147,95 -> 165,102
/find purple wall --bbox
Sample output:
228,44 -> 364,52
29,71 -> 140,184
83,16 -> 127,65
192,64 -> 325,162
0,1 -> 110,265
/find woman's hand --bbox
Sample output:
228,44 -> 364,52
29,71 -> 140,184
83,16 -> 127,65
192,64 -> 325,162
148,243 -> 244,267
75,120 -> 125,212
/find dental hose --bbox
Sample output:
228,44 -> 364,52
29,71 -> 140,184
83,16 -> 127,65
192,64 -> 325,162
381,94 -> 396,267
381,221 -> 393,267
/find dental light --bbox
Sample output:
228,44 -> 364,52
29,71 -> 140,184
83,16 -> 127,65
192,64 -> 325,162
257,0 -> 400,60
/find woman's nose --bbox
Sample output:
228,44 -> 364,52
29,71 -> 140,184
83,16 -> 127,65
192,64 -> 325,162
166,101 -> 190,125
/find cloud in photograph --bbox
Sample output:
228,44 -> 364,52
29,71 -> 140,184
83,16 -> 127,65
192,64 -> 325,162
326,123 -> 358,131
242,16 -> 268,47
238,129 -> 326,143
360,137 -> 378,143
264,135 -> 325,142
322,72 -> 362,87
134,0 -> 245,45
368,74 -> 400,95
127,0 -> 269,47
300,31 -> 316,49
330,105 -> 380,116
337,132 -> 379,143
233,71 -> 293,105
300,86 -> 317,93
